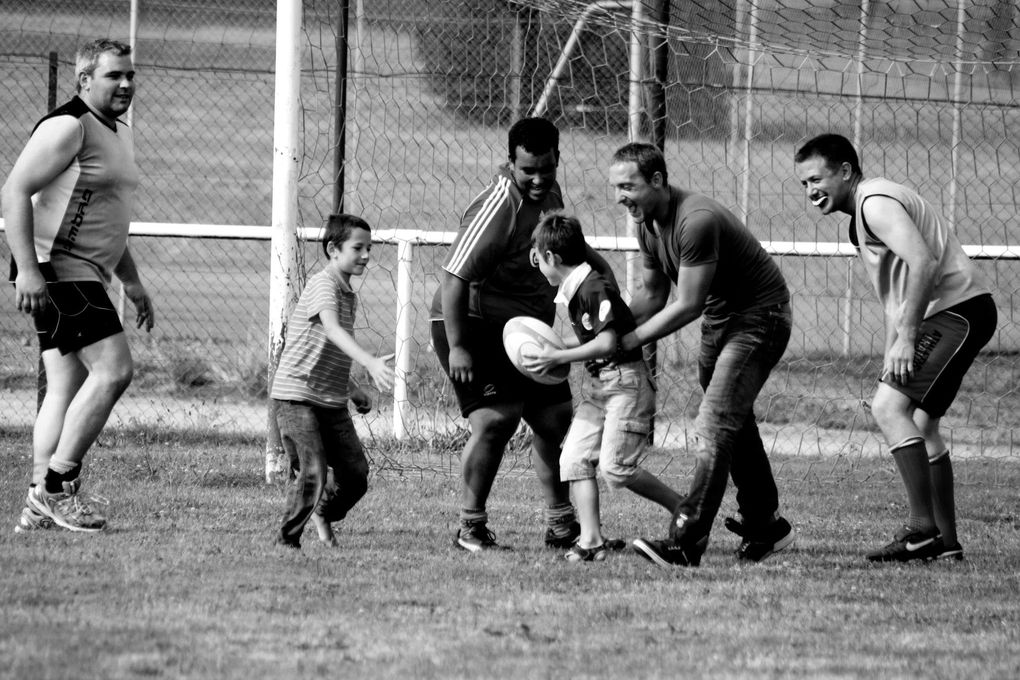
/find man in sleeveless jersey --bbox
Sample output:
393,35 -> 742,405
2,39 -> 154,533
429,117 -> 616,552
795,133 -> 996,562
609,142 -> 796,568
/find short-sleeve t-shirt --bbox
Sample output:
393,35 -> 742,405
557,263 -> 643,375
11,96 -> 139,284
270,267 -> 357,408
429,164 -> 563,326
637,185 -> 788,320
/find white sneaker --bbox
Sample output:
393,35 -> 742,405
13,499 -> 55,534
27,481 -> 107,533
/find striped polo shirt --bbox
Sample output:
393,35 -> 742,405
20,96 -> 138,283
271,267 -> 357,407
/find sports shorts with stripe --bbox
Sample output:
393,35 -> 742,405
879,293 -> 996,418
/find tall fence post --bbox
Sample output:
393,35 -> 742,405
266,0 -> 303,483
393,235 -> 414,439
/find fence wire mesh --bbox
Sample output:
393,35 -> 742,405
1,0 -> 1019,480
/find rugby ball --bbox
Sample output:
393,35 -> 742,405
502,316 -> 570,385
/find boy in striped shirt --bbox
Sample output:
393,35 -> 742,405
271,214 -> 394,549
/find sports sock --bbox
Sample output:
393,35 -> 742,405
929,450 -> 958,546
43,461 -> 81,494
543,501 -> 575,534
460,508 -> 487,527
890,438 -> 936,534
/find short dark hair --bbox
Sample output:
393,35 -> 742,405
322,213 -> 371,256
794,133 -> 862,177
611,142 -> 668,184
75,39 -> 132,93
508,117 -> 559,160
532,211 -> 587,266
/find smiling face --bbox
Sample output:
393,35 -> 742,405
795,155 -> 854,216
80,51 -> 135,120
326,226 -> 373,282
510,146 -> 558,203
608,160 -> 665,224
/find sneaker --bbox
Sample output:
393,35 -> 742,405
866,526 -> 940,562
26,481 -> 107,533
544,520 -> 581,549
725,516 -> 795,562
927,537 -> 964,562
14,504 -> 54,533
632,536 -> 708,568
455,520 -> 498,553
564,543 -> 608,562
311,513 -> 338,547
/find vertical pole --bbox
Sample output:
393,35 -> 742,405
645,0 -> 668,446
39,51 -> 59,412
729,0 -> 747,167
393,237 -> 414,439
510,10 -> 524,122
118,0 -> 140,323
844,0 -> 871,357
333,0 -> 350,213
625,0 -> 645,301
738,0 -> 759,223
949,0 -> 966,231
267,0 -> 303,483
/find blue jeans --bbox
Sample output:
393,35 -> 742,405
670,303 -> 792,546
274,400 -> 369,547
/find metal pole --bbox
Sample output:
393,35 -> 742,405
949,0 -> 966,230
267,0 -> 303,483
738,0 -> 759,223
844,0 -> 871,358
333,0 -> 350,213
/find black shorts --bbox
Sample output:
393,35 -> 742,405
879,293 -> 996,418
34,281 -> 124,355
431,317 -> 572,417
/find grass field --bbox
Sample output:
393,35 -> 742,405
2,429 -> 1019,680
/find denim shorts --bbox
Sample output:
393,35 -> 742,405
560,360 -> 655,486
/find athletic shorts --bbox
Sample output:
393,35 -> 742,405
879,293 -> 996,418
34,281 -> 124,355
430,317 -> 571,417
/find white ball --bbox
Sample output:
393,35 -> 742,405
502,316 -> 570,385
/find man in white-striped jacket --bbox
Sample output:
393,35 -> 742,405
429,117 -> 616,553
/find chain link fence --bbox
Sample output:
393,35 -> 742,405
2,0 -> 1019,477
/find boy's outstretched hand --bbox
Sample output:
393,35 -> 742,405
367,353 -> 396,392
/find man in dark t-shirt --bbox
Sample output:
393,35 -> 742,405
609,142 -> 795,568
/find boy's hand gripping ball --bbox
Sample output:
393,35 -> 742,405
501,316 -> 570,385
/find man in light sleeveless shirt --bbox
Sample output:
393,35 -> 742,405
795,133 -> 995,562
3,39 -> 154,533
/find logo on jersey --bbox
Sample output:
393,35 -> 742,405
581,313 -> 593,331
599,300 -> 612,322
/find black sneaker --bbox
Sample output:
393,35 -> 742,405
927,536 -> 964,562
866,526 -> 940,562
631,537 -> 707,568
544,520 -> 580,549
725,516 -> 795,563
455,521 -> 498,553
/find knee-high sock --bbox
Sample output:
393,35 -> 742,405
929,450 -> 957,545
890,438 -> 936,533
